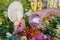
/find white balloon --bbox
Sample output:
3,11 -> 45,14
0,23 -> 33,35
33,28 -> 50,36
8,1 -> 23,22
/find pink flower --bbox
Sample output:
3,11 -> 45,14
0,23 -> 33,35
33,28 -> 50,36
46,34 -> 52,40
17,22 -> 22,28
34,33 -> 44,40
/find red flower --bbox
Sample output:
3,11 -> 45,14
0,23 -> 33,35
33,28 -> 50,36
17,22 -> 22,28
24,27 -> 29,32
27,30 -> 34,38
19,31 -> 24,36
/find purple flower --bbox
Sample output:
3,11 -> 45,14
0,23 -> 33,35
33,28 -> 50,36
13,26 -> 22,34
34,33 -> 44,40
13,27 -> 18,34
46,34 -> 52,40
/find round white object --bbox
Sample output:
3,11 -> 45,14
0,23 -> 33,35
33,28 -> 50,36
8,1 -> 23,22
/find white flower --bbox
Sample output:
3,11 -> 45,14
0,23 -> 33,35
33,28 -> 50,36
5,13 -> 8,17
58,28 -> 60,30
25,10 -> 32,16
44,35 -> 47,39
46,20 -> 49,23
6,32 -> 12,38
3,11 -> 7,14
56,25 -> 60,30
37,24 -> 44,29
21,36 -> 27,40
51,16 -> 55,19
3,11 -> 8,17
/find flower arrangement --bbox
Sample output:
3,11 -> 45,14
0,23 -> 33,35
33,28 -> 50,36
0,0 -> 60,40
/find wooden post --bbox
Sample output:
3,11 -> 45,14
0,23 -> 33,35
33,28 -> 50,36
38,0 -> 42,10
31,0 -> 36,12
53,0 -> 58,8
49,0 -> 54,8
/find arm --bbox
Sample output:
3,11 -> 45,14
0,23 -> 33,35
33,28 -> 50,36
29,8 -> 60,24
